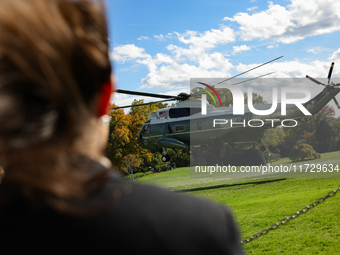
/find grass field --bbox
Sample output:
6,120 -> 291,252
136,151 -> 340,254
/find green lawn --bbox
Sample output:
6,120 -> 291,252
136,151 -> 340,254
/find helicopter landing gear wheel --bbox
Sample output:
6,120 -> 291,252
161,155 -> 170,162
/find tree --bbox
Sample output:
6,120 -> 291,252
333,117 -> 340,150
105,104 -> 134,172
105,101 -> 171,174
281,106 -> 338,155
315,119 -> 336,153
261,127 -> 285,149
129,99 -> 168,120
123,154 -> 143,181
244,92 -> 267,105
296,105 -> 335,134
334,117 -> 340,134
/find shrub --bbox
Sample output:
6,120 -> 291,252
289,143 -> 320,162
231,148 -> 266,166
160,164 -> 168,171
154,165 -> 161,173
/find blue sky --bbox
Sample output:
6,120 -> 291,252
106,0 -> 340,115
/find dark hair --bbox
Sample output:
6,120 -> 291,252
0,0 -> 112,215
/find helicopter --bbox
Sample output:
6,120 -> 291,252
114,58 -> 340,162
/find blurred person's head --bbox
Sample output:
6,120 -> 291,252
0,0 -> 113,215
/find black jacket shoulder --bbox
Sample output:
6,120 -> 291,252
0,173 -> 244,255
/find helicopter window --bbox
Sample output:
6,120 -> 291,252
169,108 -> 201,118
190,108 -> 202,115
174,125 -> 185,132
142,124 -> 151,134
169,108 -> 189,118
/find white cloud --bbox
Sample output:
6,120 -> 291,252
137,36 -> 150,41
162,25 -> 235,64
224,0 -> 340,44
247,6 -> 258,11
154,34 -> 165,41
330,48 -> 340,62
221,55 -> 340,107
267,44 -> 279,49
307,47 -> 322,54
154,53 -> 174,64
112,42 -> 231,90
137,53 -> 174,73
232,55 -> 338,80
140,61 -> 234,90
198,52 -> 232,70
175,25 -> 235,51
232,45 -> 251,54
111,44 -> 150,63
112,45 -> 340,91
137,41 -> 234,89
112,23 -> 237,90
154,33 -> 173,41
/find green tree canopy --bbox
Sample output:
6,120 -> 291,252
280,106 -> 339,156
106,101 -> 170,173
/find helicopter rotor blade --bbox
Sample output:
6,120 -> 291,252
216,55 -> 283,85
115,89 -> 181,100
306,75 -> 326,86
327,62 -> 334,85
191,72 -> 277,98
112,98 -> 177,110
230,71 -> 276,86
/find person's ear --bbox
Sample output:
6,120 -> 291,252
97,76 -> 114,117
